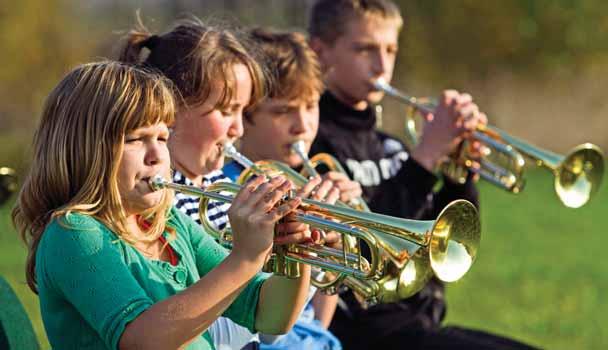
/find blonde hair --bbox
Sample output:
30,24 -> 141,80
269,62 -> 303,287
308,0 -> 403,45
118,16 -> 268,111
12,61 -> 176,292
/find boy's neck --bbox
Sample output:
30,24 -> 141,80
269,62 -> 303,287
326,86 -> 369,111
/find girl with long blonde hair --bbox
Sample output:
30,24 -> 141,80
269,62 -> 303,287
13,61 -> 310,350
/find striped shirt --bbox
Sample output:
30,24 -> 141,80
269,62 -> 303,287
172,169 -> 261,349
172,169 -> 232,231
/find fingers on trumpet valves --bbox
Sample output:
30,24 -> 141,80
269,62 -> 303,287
309,179 -> 338,202
274,226 -> 312,245
454,103 -> 480,132
247,176 -> 288,205
310,228 -> 328,245
264,195 -> 301,222
297,175 -> 322,198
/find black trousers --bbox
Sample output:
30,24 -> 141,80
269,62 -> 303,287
376,326 -> 540,350
330,306 -> 540,350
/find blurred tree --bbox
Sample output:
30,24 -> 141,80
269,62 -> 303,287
1,0 -> 607,167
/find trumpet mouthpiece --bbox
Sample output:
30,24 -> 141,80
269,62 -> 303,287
290,140 -> 308,159
222,141 -> 238,158
148,174 -> 167,191
373,77 -> 389,90
223,141 -> 255,168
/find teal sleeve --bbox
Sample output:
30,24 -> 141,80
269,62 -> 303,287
222,271 -> 269,333
175,208 -> 270,333
38,214 -> 154,350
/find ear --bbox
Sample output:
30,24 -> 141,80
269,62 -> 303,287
309,37 -> 324,57
309,37 -> 331,72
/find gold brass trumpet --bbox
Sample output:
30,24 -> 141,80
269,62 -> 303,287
289,141 -> 481,304
149,175 -> 481,303
0,167 -> 17,206
224,142 -> 481,304
373,78 -> 605,208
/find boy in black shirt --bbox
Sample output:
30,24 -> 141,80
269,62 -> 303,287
308,1 -> 538,349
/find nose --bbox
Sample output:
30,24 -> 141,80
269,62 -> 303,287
144,141 -> 164,166
371,50 -> 388,76
227,112 -> 244,139
289,108 -> 309,136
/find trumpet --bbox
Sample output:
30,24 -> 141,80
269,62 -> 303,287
224,143 -> 479,305
373,78 -> 605,208
0,167 -> 17,206
149,175 -> 481,304
289,141 -> 479,304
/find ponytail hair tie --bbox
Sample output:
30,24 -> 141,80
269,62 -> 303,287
143,34 -> 161,50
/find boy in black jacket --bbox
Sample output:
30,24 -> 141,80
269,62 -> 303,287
307,0 -> 539,349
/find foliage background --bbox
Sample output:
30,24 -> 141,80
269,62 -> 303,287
1,1 -> 607,349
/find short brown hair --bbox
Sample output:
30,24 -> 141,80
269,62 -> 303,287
308,0 -> 403,45
245,28 -> 323,121
119,16 -> 267,111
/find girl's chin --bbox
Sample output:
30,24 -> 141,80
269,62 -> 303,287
205,157 -> 225,174
143,192 -> 164,206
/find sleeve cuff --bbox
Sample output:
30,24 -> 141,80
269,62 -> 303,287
399,158 -> 439,195
107,298 -> 154,350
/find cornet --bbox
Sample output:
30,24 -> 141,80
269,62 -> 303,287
0,167 -> 17,206
150,172 -> 481,305
373,78 -> 605,208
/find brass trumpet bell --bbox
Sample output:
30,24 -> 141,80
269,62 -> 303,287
324,199 -> 480,304
555,143 -> 604,208
487,129 -> 604,208
307,198 -> 481,295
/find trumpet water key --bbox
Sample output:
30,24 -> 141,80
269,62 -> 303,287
373,78 -> 605,208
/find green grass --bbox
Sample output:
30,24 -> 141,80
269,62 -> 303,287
444,169 -> 608,349
0,198 -> 50,349
0,169 -> 606,349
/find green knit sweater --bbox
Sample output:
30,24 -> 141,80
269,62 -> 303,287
35,207 -> 267,350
